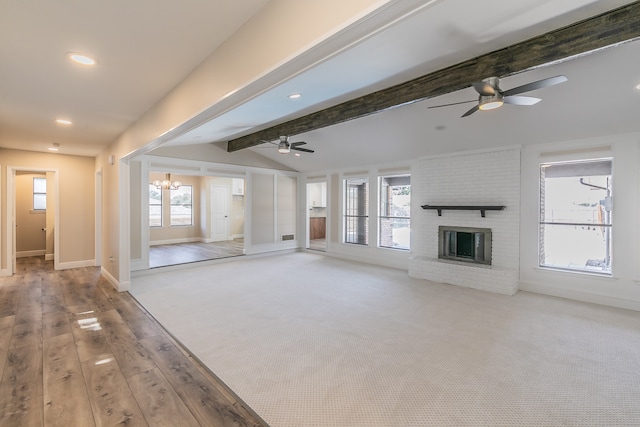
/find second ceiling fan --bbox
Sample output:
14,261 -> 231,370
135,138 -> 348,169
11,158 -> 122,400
261,136 -> 314,154
429,74 -> 568,117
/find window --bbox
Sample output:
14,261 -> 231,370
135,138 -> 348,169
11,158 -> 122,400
170,185 -> 193,226
539,159 -> 612,274
379,175 -> 410,250
344,178 -> 368,245
33,177 -> 46,210
149,184 -> 162,227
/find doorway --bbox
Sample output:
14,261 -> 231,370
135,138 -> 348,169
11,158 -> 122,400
307,181 -> 327,251
146,174 -> 245,269
6,167 -> 58,274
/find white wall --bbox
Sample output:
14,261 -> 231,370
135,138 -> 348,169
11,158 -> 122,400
519,135 -> 640,311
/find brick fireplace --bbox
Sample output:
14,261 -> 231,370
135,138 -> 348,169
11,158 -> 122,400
409,148 -> 520,295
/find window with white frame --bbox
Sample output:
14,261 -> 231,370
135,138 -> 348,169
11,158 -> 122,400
539,158 -> 612,274
379,175 -> 410,250
33,177 -> 47,210
149,184 -> 162,227
344,177 -> 368,245
170,185 -> 193,226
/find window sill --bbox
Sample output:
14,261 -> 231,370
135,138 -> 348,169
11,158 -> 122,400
534,266 -> 617,280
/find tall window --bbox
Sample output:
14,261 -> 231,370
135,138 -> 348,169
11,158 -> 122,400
379,175 -> 410,250
344,178 -> 368,245
539,159 -> 612,274
149,184 -> 162,227
170,185 -> 193,226
33,177 -> 47,210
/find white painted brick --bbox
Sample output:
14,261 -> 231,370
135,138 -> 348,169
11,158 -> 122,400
410,148 -> 520,295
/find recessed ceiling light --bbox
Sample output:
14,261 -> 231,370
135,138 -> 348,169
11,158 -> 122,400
634,82 -> 640,91
294,152 -> 301,157
48,143 -> 60,152
56,118 -> 72,125
288,93 -> 302,99
68,52 -> 97,66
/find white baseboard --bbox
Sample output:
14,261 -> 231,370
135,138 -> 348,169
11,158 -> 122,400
57,259 -> 96,270
317,249 -> 409,271
101,266 -> 130,292
150,237 -> 201,246
231,234 -> 244,239
0,268 -> 10,277
520,281 -> 640,312
17,249 -> 45,258
244,241 -> 298,255
45,253 -> 54,261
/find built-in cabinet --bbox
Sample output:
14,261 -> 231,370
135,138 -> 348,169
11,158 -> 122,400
308,182 -> 326,207
310,217 -> 326,240
232,178 -> 245,196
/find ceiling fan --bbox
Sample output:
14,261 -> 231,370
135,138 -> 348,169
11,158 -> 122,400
429,75 -> 568,117
260,136 -> 314,154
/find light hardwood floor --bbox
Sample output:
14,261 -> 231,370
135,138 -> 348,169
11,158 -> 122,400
0,256 -> 267,427
149,239 -> 244,269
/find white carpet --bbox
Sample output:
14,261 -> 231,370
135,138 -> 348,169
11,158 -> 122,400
131,252 -> 640,426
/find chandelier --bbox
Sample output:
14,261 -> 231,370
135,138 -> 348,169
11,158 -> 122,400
152,173 -> 182,190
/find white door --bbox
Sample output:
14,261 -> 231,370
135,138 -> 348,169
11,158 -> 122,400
211,185 -> 229,242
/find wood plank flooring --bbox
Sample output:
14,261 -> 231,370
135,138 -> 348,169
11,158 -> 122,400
0,256 -> 267,427
149,239 -> 244,268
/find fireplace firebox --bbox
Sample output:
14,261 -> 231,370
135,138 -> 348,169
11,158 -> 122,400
438,226 -> 492,265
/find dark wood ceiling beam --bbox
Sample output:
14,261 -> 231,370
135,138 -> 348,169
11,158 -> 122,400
228,2 -> 640,152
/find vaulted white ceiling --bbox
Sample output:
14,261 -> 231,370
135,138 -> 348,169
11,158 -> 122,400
2,0 -> 638,171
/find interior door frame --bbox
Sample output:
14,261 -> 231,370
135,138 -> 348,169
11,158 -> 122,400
305,178 -> 328,250
5,166 -> 60,274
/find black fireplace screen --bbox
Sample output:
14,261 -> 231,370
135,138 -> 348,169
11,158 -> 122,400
439,226 -> 492,265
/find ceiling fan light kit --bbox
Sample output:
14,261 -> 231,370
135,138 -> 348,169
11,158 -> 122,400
478,95 -> 504,111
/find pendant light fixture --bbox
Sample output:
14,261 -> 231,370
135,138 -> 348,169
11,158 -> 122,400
152,173 -> 182,190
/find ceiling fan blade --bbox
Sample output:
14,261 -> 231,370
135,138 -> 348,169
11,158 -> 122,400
473,82 -> 495,96
260,139 -> 278,146
504,95 -> 541,106
290,141 -> 307,147
428,99 -> 476,109
292,146 -> 314,153
461,104 -> 479,118
503,75 -> 567,96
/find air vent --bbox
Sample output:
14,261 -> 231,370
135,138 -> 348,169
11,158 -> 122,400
281,234 -> 295,241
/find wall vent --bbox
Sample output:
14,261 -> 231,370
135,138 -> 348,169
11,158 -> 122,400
282,234 -> 295,241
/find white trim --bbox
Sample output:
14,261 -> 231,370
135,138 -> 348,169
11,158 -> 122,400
101,266 -> 131,292
520,281 -> 640,312
17,250 -> 45,258
245,242 -> 298,255
139,159 -> 150,270
420,144 -> 523,160
145,154 -> 297,179
95,168 -> 102,267
150,237 -> 201,246
118,159 -> 131,288
45,253 -> 54,261
58,259 -> 96,270
311,249 -> 409,271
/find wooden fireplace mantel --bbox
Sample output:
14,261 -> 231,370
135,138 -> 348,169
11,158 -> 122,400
421,205 -> 505,218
